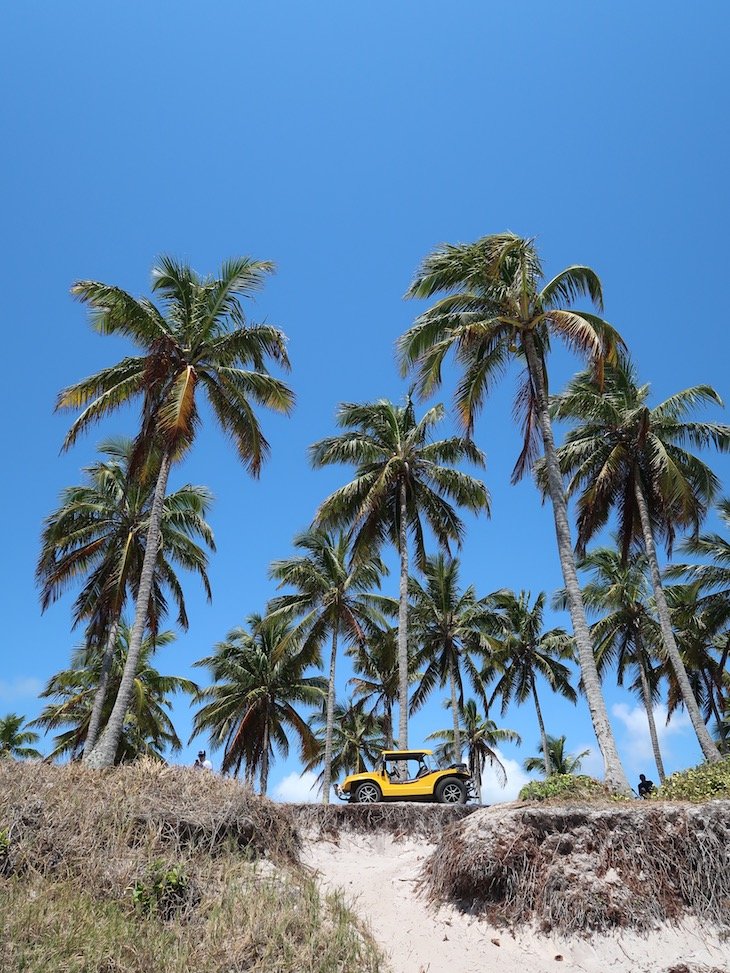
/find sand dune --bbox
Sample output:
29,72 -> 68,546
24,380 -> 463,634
302,831 -> 730,973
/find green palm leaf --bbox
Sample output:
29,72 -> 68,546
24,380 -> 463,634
310,396 -> 490,749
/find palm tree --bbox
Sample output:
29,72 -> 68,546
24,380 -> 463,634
57,257 -> 293,768
425,699 -> 520,803
552,363 -> 728,761
399,232 -> 629,792
667,498 -> 730,620
305,699 -> 387,786
191,614 -> 325,793
564,546 -> 666,781
268,529 -> 386,804
409,554 -> 495,762
716,690 -> 730,753
0,714 -> 42,760
32,625 -> 196,763
37,438 -> 214,759
489,590 -> 576,778
349,617 -> 420,749
663,583 -> 728,750
666,496 -> 730,733
523,734 -> 590,777
310,396 -> 490,749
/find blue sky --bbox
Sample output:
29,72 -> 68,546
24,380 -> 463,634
2,2 -> 729,800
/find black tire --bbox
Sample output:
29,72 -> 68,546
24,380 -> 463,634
435,777 -> 467,805
354,781 -> 382,804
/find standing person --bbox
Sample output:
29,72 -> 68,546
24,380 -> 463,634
194,749 -> 213,771
637,773 -> 655,798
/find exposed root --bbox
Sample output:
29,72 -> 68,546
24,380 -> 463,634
423,801 -> 730,935
664,966 -> 727,973
293,800 -> 478,840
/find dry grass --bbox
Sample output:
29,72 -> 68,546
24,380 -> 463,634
293,800 -> 478,840
0,872 -> 384,973
1,758 -> 298,887
423,800 -> 730,935
0,760 -> 384,973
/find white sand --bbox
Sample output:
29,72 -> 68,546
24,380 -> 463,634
301,831 -> 730,973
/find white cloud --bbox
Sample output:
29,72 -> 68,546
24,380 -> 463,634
481,748 -> 532,804
612,701 -> 692,771
0,677 -> 43,703
273,770 -> 324,804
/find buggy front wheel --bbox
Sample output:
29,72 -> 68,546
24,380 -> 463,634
354,782 -> 382,804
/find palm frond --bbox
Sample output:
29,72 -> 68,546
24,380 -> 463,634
539,266 -> 604,312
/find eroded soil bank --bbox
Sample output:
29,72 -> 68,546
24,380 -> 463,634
2,763 -> 728,973
299,801 -> 730,973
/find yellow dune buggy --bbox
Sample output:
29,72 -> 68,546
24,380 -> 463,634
334,749 -> 474,805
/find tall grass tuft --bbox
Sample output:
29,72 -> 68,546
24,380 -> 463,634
0,760 -> 383,972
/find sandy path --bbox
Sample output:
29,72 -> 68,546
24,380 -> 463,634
302,831 -> 730,973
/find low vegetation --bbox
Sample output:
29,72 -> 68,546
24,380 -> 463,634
0,760 -> 383,973
0,874 -> 381,973
518,774 -> 618,803
3,755 -> 730,968
654,756 -> 730,802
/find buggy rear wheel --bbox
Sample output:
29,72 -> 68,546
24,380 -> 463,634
436,778 -> 467,805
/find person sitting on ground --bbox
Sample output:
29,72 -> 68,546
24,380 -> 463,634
193,749 -> 213,771
637,773 -> 655,798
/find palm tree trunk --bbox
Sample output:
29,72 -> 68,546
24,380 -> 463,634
633,478 -> 721,762
321,621 -> 338,805
719,636 -> 730,696
85,450 -> 173,769
714,637 -> 729,748
385,698 -> 394,750
469,748 -> 484,804
449,657 -> 462,763
261,721 -> 270,796
522,331 -> 630,793
531,674 -> 552,777
82,614 -> 120,760
635,632 -> 666,782
397,479 -> 409,749
701,668 -> 725,736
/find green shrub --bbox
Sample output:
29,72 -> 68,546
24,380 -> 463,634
654,756 -> 730,802
518,774 -> 614,802
131,861 -> 191,919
